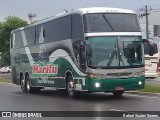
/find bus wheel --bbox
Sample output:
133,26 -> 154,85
25,75 -> 41,93
67,76 -> 80,97
21,79 -> 27,93
112,91 -> 124,97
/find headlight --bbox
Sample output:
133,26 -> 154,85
95,82 -> 100,87
138,81 -> 143,85
133,72 -> 145,77
89,74 -> 106,79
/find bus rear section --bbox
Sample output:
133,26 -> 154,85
144,40 -> 159,78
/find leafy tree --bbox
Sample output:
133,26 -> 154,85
0,16 -> 27,65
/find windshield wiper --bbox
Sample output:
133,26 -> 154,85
102,14 -> 114,31
106,49 -> 117,67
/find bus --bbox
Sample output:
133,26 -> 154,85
144,38 -> 159,78
10,7 -> 145,97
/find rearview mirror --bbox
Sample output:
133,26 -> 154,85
142,39 -> 149,43
149,45 -> 154,56
143,39 -> 154,56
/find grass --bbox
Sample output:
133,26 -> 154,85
139,83 -> 160,93
0,77 -> 11,83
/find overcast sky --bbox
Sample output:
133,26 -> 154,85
0,0 -> 160,22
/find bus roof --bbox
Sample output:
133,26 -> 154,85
75,7 -> 135,14
11,7 -> 136,33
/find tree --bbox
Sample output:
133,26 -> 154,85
0,16 -> 27,65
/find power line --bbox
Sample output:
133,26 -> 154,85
137,5 -> 152,40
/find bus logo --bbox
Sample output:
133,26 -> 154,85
32,63 -> 58,76
145,64 -> 152,67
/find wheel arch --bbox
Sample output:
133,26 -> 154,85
25,72 -> 29,79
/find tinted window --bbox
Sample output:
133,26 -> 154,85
73,41 -> 86,70
44,16 -> 71,43
15,31 -> 24,49
24,27 -> 35,46
72,14 -> 83,37
73,43 -> 80,66
84,13 -> 141,32
35,25 -> 44,44
10,34 -> 13,49
35,16 -> 71,44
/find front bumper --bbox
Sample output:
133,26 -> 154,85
85,76 -> 145,92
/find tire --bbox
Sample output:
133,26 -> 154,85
21,75 -> 41,93
67,76 -> 80,98
21,78 -> 27,93
112,91 -> 124,97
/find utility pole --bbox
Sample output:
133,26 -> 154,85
137,5 -> 152,40
145,5 -> 149,40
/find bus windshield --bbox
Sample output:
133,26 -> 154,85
86,36 -> 144,69
84,13 -> 141,32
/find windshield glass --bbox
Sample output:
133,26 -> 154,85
84,13 -> 140,32
86,36 -> 144,69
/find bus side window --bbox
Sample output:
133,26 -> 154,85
10,34 -> 13,49
73,41 -> 86,71
79,41 -> 86,70
73,43 -> 80,66
71,14 -> 84,44
11,33 -> 15,49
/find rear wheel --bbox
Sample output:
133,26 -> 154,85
21,75 -> 41,93
67,76 -> 80,97
21,78 -> 27,93
112,91 -> 124,97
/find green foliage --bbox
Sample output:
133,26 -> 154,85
0,16 -> 27,65
0,77 -> 11,83
139,83 -> 160,93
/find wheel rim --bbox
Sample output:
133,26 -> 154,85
21,79 -> 25,91
26,77 -> 30,92
67,81 -> 74,96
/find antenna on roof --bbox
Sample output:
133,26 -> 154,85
63,9 -> 68,13
28,13 -> 37,24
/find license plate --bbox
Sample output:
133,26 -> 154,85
115,86 -> 124,91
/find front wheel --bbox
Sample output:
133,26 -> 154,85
67,76 -> 80,98
112,91 -> 124,97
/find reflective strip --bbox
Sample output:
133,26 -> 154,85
31,77 -> 64,79
21,31 -> 86,77
49,49 -> 87,76
85,32 -> 142,37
